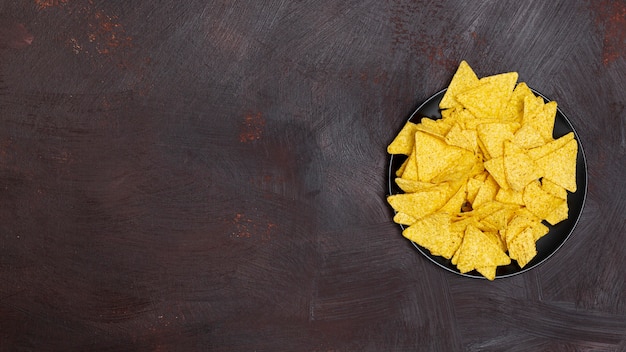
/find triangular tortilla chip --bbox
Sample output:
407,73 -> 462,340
445,123 -> 478,152
508,227 -> 537,268
512,123 -> 546,149
387,121 -> 419,155
440,60 -> 480,109
527,132 -> 574,160
483,156 -> 510,189
413,131 -> 466,182
503,141 -> 542,191
523,180 -> 562,219
456,225 -> 511,274
393,212 -> 417,226
402,212 -> 461,259
456,72 -> 518,120
535,138 -> 578,192
394,178 -> 436,193
387,185 -> 450,221
477,122 -> 520,159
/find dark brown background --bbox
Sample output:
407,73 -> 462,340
1,1 -> 625,351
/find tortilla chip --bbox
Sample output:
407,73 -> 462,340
535,138 -> 578,192
387,121 -> 419,155
402,212 -> 461,259
503,141 -> 542,191
413,131 -> 467,182
440,60 -> 480,109
387,185 -> 450,220
507,227 -> 537,268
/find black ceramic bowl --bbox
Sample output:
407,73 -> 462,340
388,88 -> 588,279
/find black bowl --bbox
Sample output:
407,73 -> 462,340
387,88 -> 588,279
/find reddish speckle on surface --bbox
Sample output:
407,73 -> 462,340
591,0 -> 626,66
230,213 -> 276,241
239,112 -> 265,143
34,0 -> 68,10
89,10 -> 134,56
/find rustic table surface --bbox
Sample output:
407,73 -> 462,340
1,1 -> 625,351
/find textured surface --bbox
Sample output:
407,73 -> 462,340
1,1 -> 625,351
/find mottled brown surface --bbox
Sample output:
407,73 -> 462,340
0,1 -> 625,351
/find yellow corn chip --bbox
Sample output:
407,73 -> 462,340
472,175 -> 499,209
477,122 -> 520,159
545,199 -> 569,226
495,187 -> 525,205
440,60 -> 480,109
440,182 -> 468,214
457,72 -> 518,120
387,121 -> 419,155
508,227 -> 537,268
512,123 -> 546,149
483,156 -> 510,189
413,131 -> 467,182
530,222 -> 550,241
395,178 -> 436,193
387,61 -> 580,280
402,212 -> 461,259
456,225 -> 511,275
527,132 -> 574,160
476,265 -> 498,281
445,123 -> 478,152
541,178 -> 568,199
393,212 -> 417,226
535,138 -> 578,192
503,141 -> 542,191
523,180 -> 563,219
387,185 -> 450,221
396,157 -> 408,177
501,82 -> 534,121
